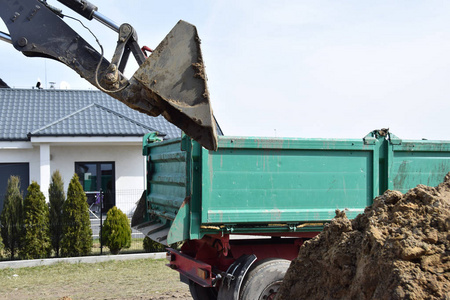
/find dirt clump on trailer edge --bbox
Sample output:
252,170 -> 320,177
276,174 -> 450,300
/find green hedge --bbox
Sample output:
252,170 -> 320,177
0,176 -> 23,259
48,170 -> 65,257
60,174 -> 93,257
101,206 -> 131,254
19,181 -> 51,259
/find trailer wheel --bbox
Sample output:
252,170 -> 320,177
189,280 -> 218,300
239,258 -> 290,300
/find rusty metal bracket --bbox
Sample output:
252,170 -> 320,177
110,23 -> 146,72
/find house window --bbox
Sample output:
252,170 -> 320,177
0,163 -> 29,213
75,162 -> 115,211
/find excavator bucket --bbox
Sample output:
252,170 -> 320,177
0,0 -> 217,149
132,20 -> 218,151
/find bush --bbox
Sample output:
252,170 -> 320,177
143,237 -> 182,253
48,170 -> 65,257
0,176 -> 23,259
0,233 -> 4,258
143,236 -> 166,252
101,206 -> 131,254
19,181 -> 51,259
60,174 -> 92,257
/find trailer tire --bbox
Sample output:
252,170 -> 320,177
189,280 -> 218,300
239,258 -> 290,300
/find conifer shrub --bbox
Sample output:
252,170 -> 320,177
143,236 -> 166,252
48,170 -> 65,257
0,233 -> 4,258
60,174 -> 93,257
101,206 -> 131,254
19,181 -> 51,259
0,176 -> 23,259
142,237 -> 182,252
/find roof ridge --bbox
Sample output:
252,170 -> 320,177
30,102 -> 166,136
92,103 -> 163,134
30,103 -> 96,134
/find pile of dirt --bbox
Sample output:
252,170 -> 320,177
276,174 -> 450,300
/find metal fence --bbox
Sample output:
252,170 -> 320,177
90,189 -> 146,255
0,189 -> 151,260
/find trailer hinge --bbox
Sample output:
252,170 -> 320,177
142,132 -> 163,155
145,132 -> 163,143
364,128 -> 389,145
223,225 -> 235,234
363,131 -> 378,145
363,136 -> 377,145
388,132 -> 402,145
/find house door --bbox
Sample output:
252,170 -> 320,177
0,163 -> 29,213
75,162 -> 115,211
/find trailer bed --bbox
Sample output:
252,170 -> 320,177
135,130 -> 450,245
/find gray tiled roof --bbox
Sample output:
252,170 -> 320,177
0,89 -> 181,141
0,79 -> 9,88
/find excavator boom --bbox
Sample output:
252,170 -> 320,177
0,0 -> 218,150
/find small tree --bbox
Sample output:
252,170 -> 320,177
143,237 -> 182,252
0,231 -> 4,258
143,236 -> 166,252
60,174 -> 92,257
102,206 -> 131,254
0,176 -> 23,259
48,170 -> 65,257
19,181 -> 51,259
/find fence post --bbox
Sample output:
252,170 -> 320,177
99,189 -> 103,255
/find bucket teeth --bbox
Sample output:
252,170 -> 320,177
132,20 -> 218,151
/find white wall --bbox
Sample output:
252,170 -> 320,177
0,143 -> 146,216
50,144 -> 145,215
0,146 -> 40,184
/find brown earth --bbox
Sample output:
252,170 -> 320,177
276,174 -> 450,300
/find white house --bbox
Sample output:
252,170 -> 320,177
0,88 -> 181,216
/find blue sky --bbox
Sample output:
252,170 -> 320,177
1,1 -> 450,140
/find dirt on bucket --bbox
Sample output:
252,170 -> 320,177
276,174 -> 450,300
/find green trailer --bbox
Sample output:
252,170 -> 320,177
132,129 -> 450,300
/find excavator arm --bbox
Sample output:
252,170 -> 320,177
0,0 -> 218,150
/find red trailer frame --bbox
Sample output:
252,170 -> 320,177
166,232 -> 319,299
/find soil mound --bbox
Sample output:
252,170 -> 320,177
276,174 -> 450,300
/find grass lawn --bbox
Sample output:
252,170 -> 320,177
91,238 -> 146,255
0,258 -> 191,300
